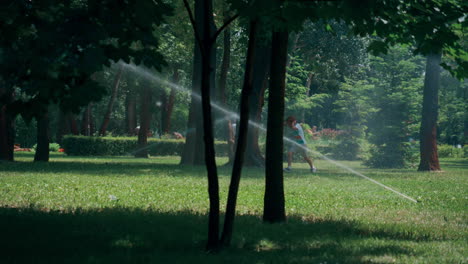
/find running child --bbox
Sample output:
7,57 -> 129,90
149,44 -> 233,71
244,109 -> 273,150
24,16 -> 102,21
284,116 -> 316,173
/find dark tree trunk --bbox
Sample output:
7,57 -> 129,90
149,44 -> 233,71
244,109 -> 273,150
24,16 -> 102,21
218,5 -> 233,162
181,0 -> 217,166
180,0 -> 205,165
197,0 -> 220,251
418,52 -> 442,171
68,113 -> 79,135
160,90 -> 167,136
0,88 -> 14,161
263,30 -> 289,223
221,19 -> 258,247
180,96 -> 201,163
135,82 -> 153,158
126,89 -> 137,136
161,70 -> 178,135
56,110 -> 68,145
34,111 -> 50,162
89,104 -> 95,135
244,23 -> 271,167
80,104 -> 93,136
99,64 -> 123,136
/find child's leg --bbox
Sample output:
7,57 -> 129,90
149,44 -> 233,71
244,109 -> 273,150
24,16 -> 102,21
287,152 -> 293,168
303,155 -> 314,169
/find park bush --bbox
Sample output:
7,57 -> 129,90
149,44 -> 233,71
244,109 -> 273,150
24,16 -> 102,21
32,143 -> 61,152
438,144 -> 465,158
62,135 -> 228,156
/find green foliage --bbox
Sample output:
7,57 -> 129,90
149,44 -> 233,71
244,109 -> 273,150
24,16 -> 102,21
285,20 -> 367,125
438,145 -> 465,158
0,0 -> 173,119
438,71 -> 468,145
364,46 -> 425,168
32,143 -> 61,152
62,136 -> 228,157
14,117 -> 37,148
333,79 -> 376,160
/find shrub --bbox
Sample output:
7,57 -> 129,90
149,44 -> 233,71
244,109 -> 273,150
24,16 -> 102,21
15,118 -> 37,148
62,136 -> 228,157
32,143 -> 61,152
49,143 -> 61,152
316,128 -> 343,141
438,145 -> 464,158
364,140 -> 419,168
329,130 -> 364,161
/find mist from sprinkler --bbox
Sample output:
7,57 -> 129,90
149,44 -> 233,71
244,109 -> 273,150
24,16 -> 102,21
121,62 -> 418,203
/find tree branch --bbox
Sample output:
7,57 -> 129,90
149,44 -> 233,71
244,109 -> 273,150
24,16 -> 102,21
182,0 -> 204,54
212,14 -> 239,43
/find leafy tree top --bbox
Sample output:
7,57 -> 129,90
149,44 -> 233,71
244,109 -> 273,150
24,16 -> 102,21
0,0 -> 173,118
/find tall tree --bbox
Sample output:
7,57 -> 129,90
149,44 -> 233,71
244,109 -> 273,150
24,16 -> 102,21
160,70 -> 179,135
99,64 -> 124,136
0,86 -> 14,161
244,19 -> 271,167
34,111 -> 50,162
180,0 -> 217,166
263,29 -> 289,223
344,0 -> 467,171
183,0 -> 238,251
221,18 -> 258,247
135,81 -> 153,158
125,86 -> 138,136
81,104 -> 94,136
418,52 -> 442,171
218,3 -> 234,162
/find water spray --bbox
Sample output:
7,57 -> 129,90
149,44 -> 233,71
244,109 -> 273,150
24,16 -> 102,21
122,62 -> 418,203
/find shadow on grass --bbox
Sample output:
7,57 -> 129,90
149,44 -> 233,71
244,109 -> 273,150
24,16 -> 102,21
440,159 -> 468,169
1,154 -> 257,178
0,207 -> 429,264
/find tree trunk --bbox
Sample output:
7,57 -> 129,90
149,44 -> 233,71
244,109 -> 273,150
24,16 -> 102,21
161,70 -> 178,135
263,30 -> 289,223
99,64 -> 123,136
56,109 -> 68,145
68,113 -> 79,135
126,89 -> 137,136
221,19 -> 258,247
181,0 -> 217,166
80,104 -> 93,136
180,0 -> 204,165
0,88 -> 14,161
135,82 -> 153,158
34,111 -> 50,162
418,52 -> 442,171
197,0 -> 220,251
244,22 -> 271,167
218,5 -> 233,162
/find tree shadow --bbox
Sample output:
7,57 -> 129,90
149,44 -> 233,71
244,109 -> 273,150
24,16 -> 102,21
1,157 -> 256,179
0,207 -> 434,264
440,160 -> 468,169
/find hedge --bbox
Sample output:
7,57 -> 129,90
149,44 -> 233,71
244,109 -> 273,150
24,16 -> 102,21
62,136 -> 229,156
438,144 -> 466,158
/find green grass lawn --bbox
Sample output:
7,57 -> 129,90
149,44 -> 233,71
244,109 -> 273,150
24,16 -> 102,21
0,152 -> 466,263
